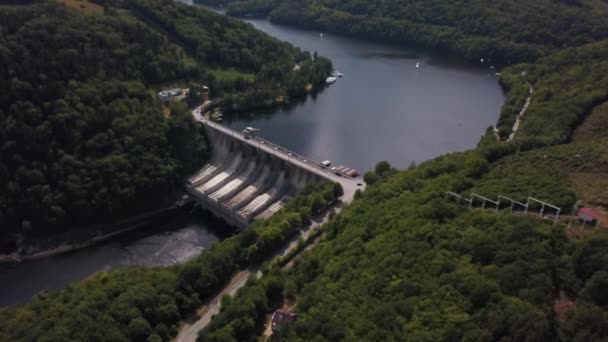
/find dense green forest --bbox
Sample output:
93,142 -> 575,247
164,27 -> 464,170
496,40 -> 608,143
198,0 -> 608,64
278,150 -> 607,341
3,0 -> 608,341
198,121 -> 608,341
196,85 -> 608,341
0,181 -> 342,341
198,0 -> 608,147
0,0 -> 331,247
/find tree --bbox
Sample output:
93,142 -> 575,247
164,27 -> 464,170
127,317 -> 152,342
363,171 -> 380,185
332,182 -> 344,197
374,160 -> 392,177
581,271 -> 608,307
310,194 -> 325,213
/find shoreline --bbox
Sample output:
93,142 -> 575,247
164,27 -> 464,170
0,202 -> 193,264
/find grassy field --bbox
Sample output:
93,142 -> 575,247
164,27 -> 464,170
210,68 -> 255,82
569,172 -> 608,207
474,100 -> 608,224
571,101 -> 608,142
57,0 -> 103,14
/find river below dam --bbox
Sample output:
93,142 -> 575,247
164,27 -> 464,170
0,9 -> 505,307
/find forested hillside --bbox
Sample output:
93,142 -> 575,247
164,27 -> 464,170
277,155 -> 608,341
197,136 -> 608,341
0,0 -> 331,247
0,182 -> 342,341
199,0 -> 608,64
196,0 -> 608,147
3,1 -> 608,341
496,41 -> 608,143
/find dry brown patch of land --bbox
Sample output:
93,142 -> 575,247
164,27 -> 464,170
0,3 -> 33,9
569,172 -> 608,208
57,0 -> 103,15
572,101 -> 608,142
553,291 -> 576,321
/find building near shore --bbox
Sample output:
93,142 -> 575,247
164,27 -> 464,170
271,310 -> 297,333
578,207 -> 598,224
158,88 -> 185,102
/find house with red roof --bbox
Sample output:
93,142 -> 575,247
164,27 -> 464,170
578,207 -> 598,223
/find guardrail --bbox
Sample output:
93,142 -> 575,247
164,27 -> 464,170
200,119 -> 356,179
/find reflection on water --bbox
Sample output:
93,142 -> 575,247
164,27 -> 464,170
0,214 -> 225,307
224,18 -> 505,172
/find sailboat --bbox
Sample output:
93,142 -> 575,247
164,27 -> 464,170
416,61 -> 420,69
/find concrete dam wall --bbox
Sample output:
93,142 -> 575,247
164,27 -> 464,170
186,127 -> 326,229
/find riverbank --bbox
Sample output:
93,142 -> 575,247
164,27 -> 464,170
0,201 -> 194,264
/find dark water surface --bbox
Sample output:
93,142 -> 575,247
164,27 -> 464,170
224,18 -> 505,172
0,216 -> 220,306
0,10 -> 504,307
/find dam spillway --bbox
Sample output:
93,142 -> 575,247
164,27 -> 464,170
186,125 -> 327,229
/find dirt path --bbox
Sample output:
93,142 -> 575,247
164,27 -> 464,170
507,83 -> 534,142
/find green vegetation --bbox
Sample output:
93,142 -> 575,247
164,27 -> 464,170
475,98 -> 608,211
200,0 -> 608,147
201,0 -> 608,64
193,95 -> 608,342
209,69 -> 255,82
4,0 -> 608,341
283,169 -> 607,341
572,101 -> 608,143
197,151 -> 608,341
499,41 -> 608,144
0,0 -> 332,247
0,181 -> 342,341
59,0 -> 105,14
198,270 -> 285,342
99,0 -> 333,106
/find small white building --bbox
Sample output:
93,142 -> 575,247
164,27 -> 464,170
158,88 -> 184,102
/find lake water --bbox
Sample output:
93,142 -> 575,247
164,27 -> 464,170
0,10 -> 504,307
223,18 -> 505,172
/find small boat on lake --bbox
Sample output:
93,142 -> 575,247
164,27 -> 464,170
326,76 -> 337,84
416,61 -> 420,69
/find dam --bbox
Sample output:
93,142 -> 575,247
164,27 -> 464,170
186,114 -> 361,229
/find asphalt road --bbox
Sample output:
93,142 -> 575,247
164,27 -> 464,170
173,108 -> 366,342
